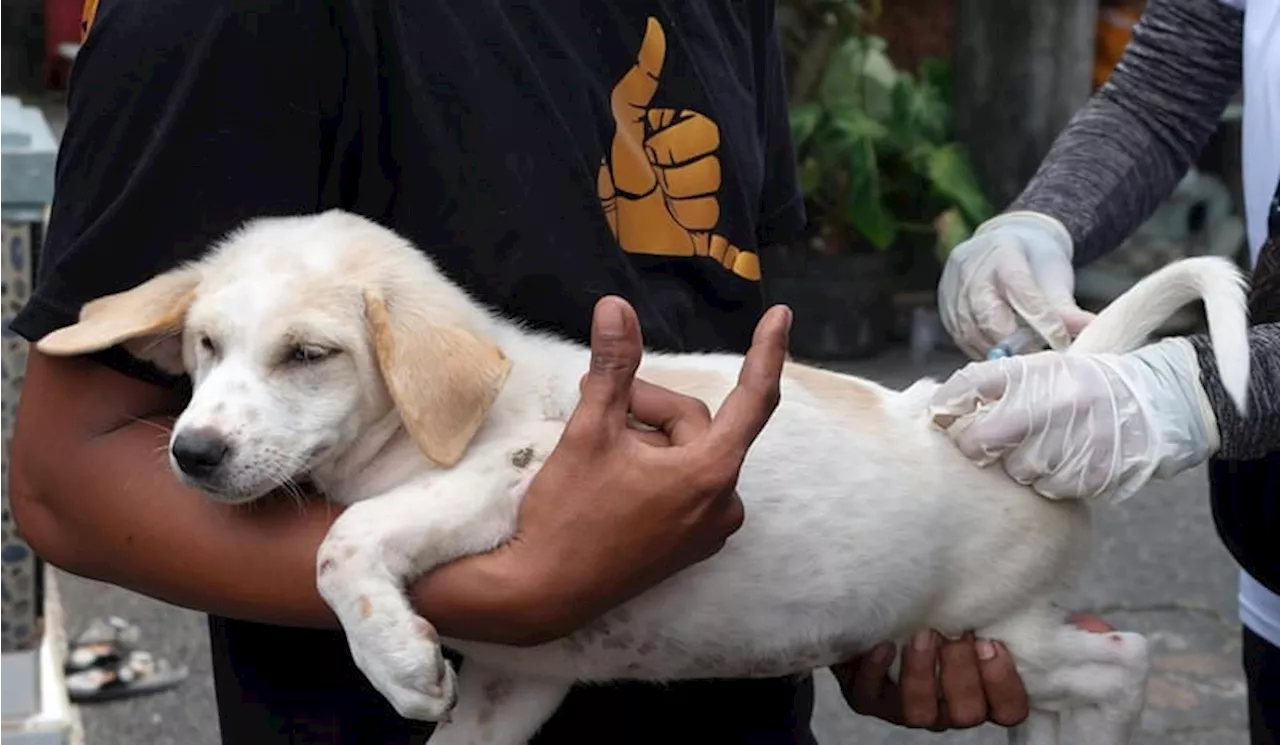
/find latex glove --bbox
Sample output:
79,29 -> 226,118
929,338 -> 1219,504
938,211 -> 1097,360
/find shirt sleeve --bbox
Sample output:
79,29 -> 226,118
1008,0 -> 1244,265
1190,322 -> 1280,460
9,0 -> 347,383
752,0 -> 806,248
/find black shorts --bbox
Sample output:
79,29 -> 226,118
209,616 -> 817,745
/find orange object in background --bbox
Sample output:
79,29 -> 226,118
1094,0 -> 1146,90
43,0 -> 86,89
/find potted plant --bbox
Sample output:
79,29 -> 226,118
765,0 -> 992,359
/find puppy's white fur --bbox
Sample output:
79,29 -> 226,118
38,210 -> 1252,745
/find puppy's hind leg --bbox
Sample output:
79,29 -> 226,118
427,663 -> 571,745
984,609 -> 1150,745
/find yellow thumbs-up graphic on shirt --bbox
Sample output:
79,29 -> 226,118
597,17 -> 761,282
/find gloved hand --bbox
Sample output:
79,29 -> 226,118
938,211 -> 1097,360
929,337 -> 1219,504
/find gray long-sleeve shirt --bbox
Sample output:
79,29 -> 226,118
1008,0 -> 1278,461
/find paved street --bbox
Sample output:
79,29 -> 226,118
51,348 -> 1249,744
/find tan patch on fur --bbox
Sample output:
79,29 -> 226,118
782,362 -> 884,415
358,596 -> 373,618
637,367 -> 731,409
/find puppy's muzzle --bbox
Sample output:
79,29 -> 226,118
171,428 -> 232,480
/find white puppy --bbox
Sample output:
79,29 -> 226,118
37,210 -> 1250,745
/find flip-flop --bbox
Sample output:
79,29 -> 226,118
64,616 -> 189,703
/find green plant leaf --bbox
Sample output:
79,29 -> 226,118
789,102 -> 824,149
798,156 -> 823,196
889,75 -> 948,147
817,35 -> 897,122
829,102 -> 888,142
926,144 -> 993,225
919,57 -> 950,94
933,206 -> 972,261
844,136 -> 897,249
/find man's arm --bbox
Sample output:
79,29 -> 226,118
1009,0 -> 1244,264
1190,323 -> 1280,460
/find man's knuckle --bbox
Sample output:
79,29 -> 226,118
901,705 -> 935,728
948,701 -> 986,729
990,701 -> 1030,727
687,397 -> 713,421
720,496 -> 745,534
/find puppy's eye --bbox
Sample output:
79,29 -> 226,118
286,344 -> 337,365
198,335 -> 218,355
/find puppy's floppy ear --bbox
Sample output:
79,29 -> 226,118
363,289 -> 513,468
36,266 -> 201,375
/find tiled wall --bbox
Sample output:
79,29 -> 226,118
2,219 -> 42,653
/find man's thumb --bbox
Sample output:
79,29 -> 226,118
579,296 -> 643,418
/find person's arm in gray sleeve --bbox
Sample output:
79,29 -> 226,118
1010,0 -> 1244,264
939,0 -> 1245,358
1190,323 -> 1280,460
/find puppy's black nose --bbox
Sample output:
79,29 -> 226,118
171,429 -> 231,478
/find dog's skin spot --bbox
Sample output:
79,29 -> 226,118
483,677 -> 513,706
359,596 -> 373,618
475,676 -> 514,727
510,446 -> 535,469
1110,634 -> 1124,645
343,545 -> 358,559
783,362 -> 884,414
637,640 -> 657,656
211,402 -> 226,416
318,558 -> 336,575
562,635 -> 586,656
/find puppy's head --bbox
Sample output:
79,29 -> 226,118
38,211 -> 511,503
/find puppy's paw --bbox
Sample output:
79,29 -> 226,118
349,615 -> 458,721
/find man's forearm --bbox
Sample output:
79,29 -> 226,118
13,418 -> 552,639
1009,0 -> 1244,264
13,417 -> 347,628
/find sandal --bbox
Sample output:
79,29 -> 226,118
64,616 -> 189,703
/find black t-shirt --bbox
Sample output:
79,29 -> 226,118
11,0 -> 813,743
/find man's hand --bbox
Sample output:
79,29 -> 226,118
834,614 -> 1113,730
417,295 -> 791,644
833,632 -> 1029,730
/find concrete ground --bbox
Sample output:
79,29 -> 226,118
51,348 -> 1250,744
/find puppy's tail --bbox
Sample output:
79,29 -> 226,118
1068,256 -> 1250,414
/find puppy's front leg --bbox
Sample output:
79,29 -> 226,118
316,469 -> 523,721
